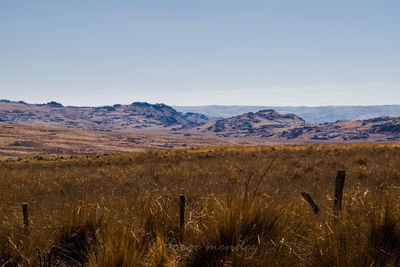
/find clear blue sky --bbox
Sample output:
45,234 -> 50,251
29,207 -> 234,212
0,0 -> 399,106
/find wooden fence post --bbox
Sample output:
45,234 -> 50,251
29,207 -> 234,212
36,248 -> 42,267
22,202 -> 29,237
179,194 -> 185,237
47,251 -> 52,267
301,192 -> 320,214
334,170 -> 346,215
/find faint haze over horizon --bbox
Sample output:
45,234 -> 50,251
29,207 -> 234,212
1,1 -> 399,107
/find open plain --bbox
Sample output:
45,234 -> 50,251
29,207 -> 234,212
0,144 -> 400,266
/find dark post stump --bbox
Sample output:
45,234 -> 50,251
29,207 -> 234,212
334,170 -> 346,215
22,202 -> 29,237
179,194 -> 186,237
301,192 -> 320,214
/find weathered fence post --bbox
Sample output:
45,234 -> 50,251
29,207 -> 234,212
47,251 -> 52,267
301,192 -> 320,214
179,194 -> 185,237
36,248 -> 42,267
334,170 -> 346,215
22,202 -> 29,237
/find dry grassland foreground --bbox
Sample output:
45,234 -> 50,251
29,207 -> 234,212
0,144 -> 400,266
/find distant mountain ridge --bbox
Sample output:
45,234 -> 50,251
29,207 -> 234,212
0,100 -> 209,131
0,99 -> 399,144
173,105 -> 400,123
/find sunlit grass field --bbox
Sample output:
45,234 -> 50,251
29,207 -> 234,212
1,143 -> 400,266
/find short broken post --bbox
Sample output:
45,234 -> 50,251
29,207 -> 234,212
301,192 -> 320,214
22,202 -> 29,237
179,194 -> 186,237
334,170 -> 346,215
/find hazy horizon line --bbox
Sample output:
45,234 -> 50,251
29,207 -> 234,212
1,98 -> 399,109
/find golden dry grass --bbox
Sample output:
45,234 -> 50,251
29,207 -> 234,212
0,143 -> 400,266
0,122 -> 240,158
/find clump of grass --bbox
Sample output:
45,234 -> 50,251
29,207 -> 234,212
143,198 -> 181,244
311,196 -> 400,267
368,197 -> 400,266
88,226 -> 148,267
48,208 -> 99,266
147,231 -> 177,267
0,225 -> 45,266
186,196 -> 281,266
354,156 -> 368,166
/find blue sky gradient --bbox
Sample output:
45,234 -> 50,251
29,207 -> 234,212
0,0 -> 399,106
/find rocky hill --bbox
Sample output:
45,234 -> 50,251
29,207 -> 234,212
174,105 -> 400,123
0,100 -> 209,131
287,117 -> 400,142
198,115 -> 400,142
178,109 -> 400,143
203,109 -> 305,137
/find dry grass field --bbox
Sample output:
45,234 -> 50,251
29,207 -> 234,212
0,123 -> 241,158
1,143 -> 400,266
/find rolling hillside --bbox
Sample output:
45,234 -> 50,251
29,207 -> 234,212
174,105 -> 400,123
0,100 -> 400,156
0,100 -> 209,132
